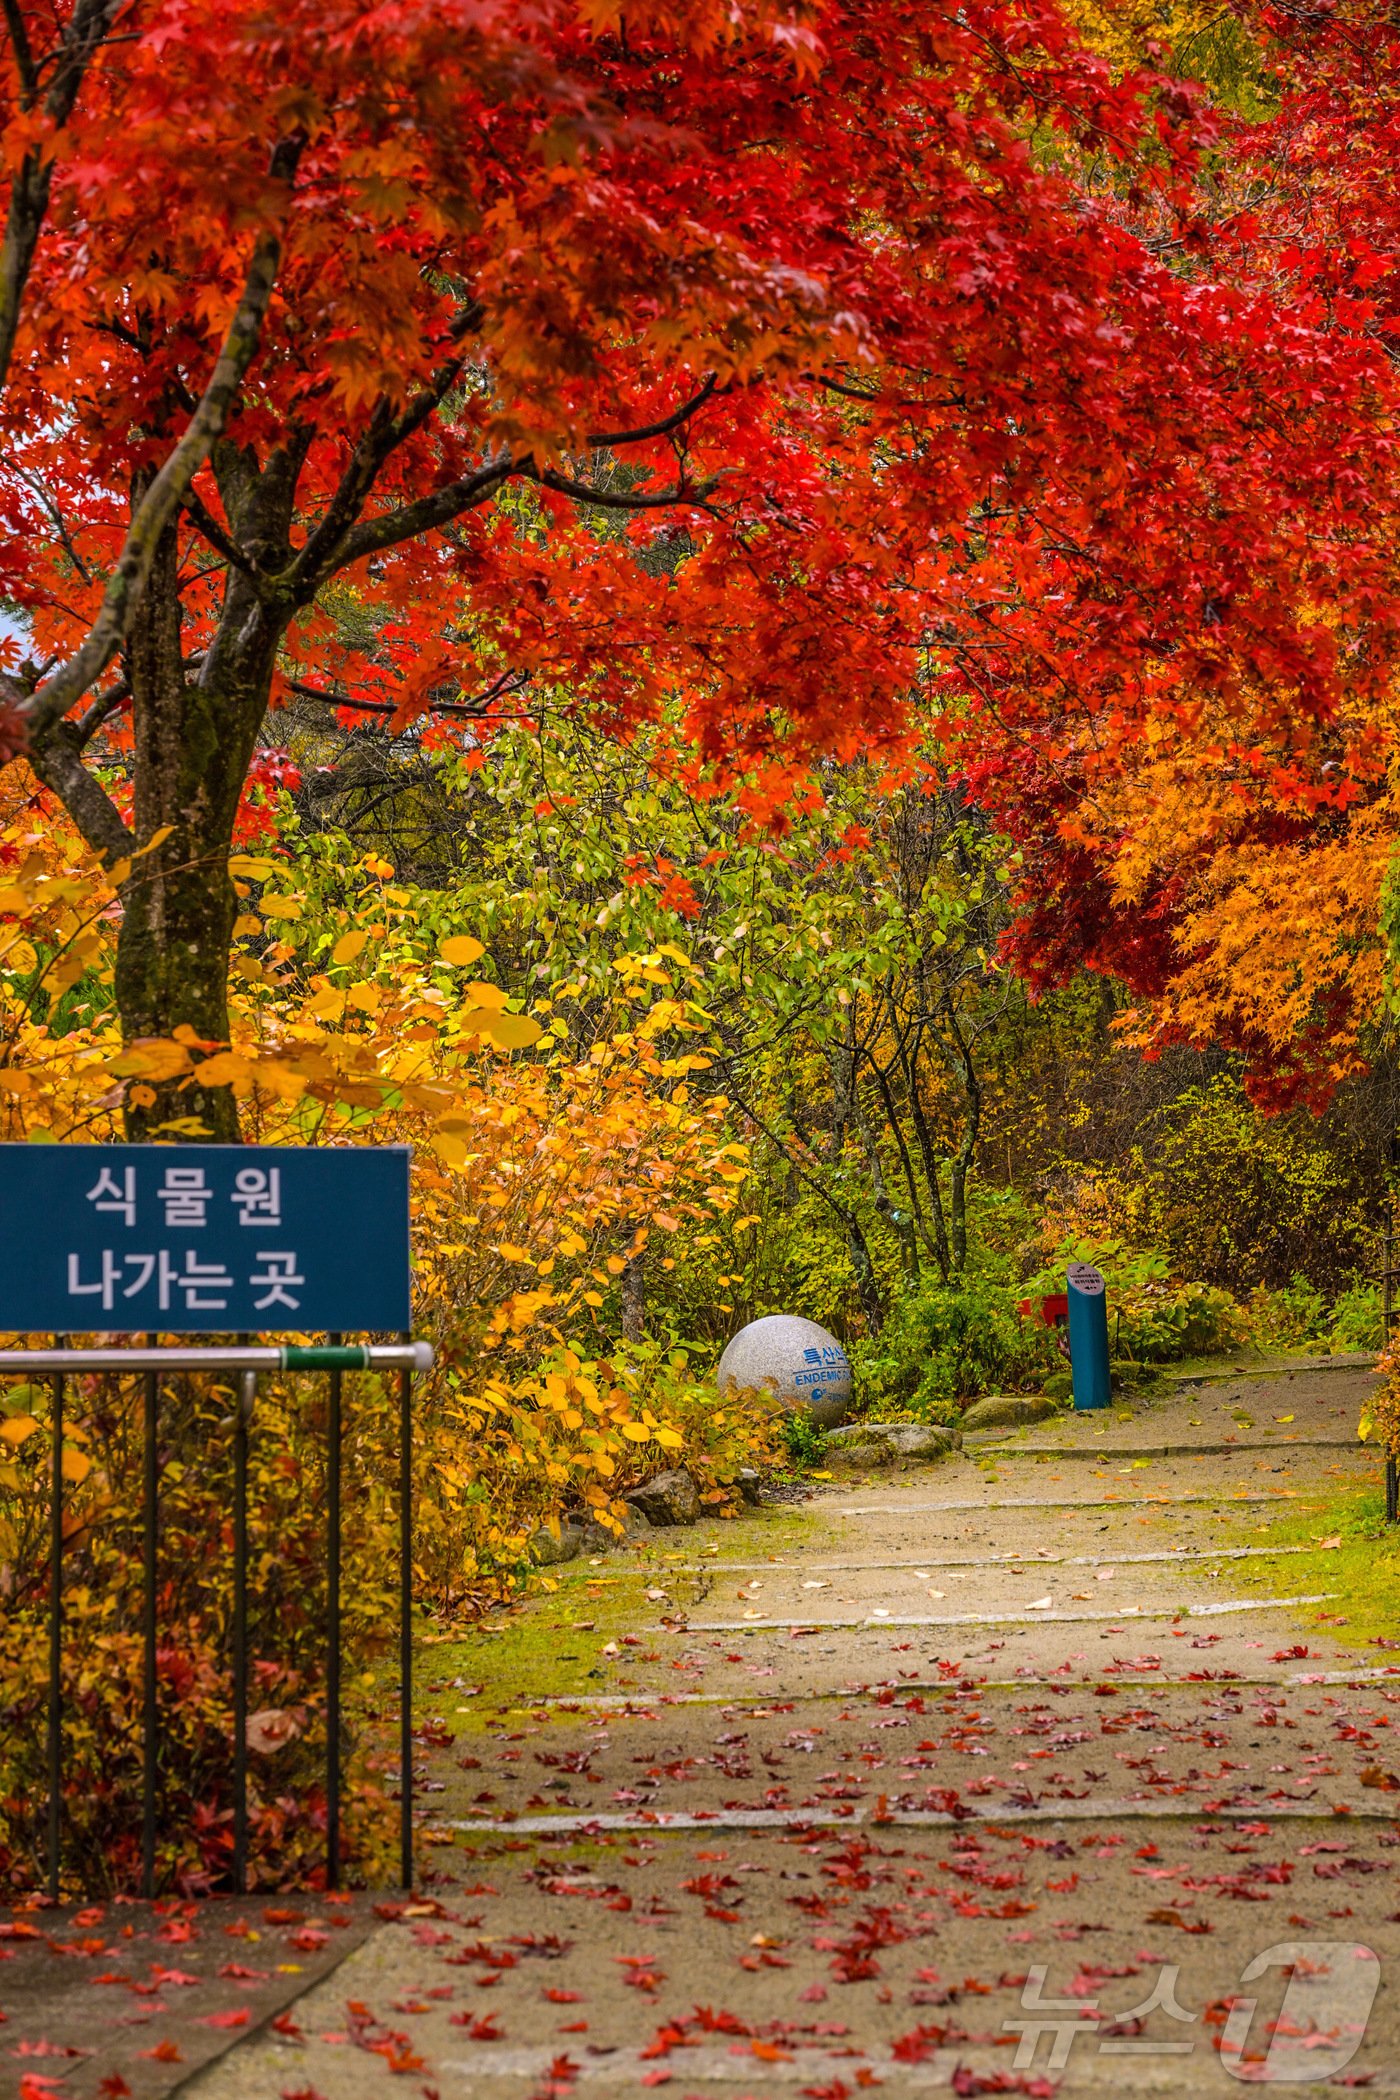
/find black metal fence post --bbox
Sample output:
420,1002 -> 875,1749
46,1338 -> 65,1900
399,1330 -> 413,1890
141,1337 -> 159,1897
232,1366 -> 253,1893
326,1337 -> 342,1890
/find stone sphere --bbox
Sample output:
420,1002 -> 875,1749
716,1315 -> 852,1430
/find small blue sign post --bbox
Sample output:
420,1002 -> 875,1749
0,1143 -> 411,1333
1066,1260 -> 1111,1411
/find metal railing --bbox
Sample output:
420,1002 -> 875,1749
5,1336 -> 433,1898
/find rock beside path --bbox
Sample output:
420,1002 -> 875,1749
529,1503 -> 653,1563
959,1390 -> 1062,1432
624,1467 -> 701,1525
824,1420 -> 959,1465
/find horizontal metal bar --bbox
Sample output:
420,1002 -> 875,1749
0,1341 -> 434,1375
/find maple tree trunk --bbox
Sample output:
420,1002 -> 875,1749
113,521 -> 279,1142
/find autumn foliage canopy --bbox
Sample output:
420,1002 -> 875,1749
0,0 -> 1394,1135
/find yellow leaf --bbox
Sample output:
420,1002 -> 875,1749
619,1422 -> 651,1442
463,981 -> 509,1009
227,854 -> 278,879
0,1415 -> 39,1446
441,934 -> 486,967
475,1012 -> 544,1050
583,1291 -> 604,1307
347,982 -> 382,1012
61,1446 -> 92,1484
332,930 -> 369,965
233,914 -> 262,939
495,1242 -> 534,1263
260,895 -> 303,920
654,1427 -> 684,1450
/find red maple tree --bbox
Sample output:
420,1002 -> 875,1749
971,3 -> 1400,1105
0,0 -> 1395,1133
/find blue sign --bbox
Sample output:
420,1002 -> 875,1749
795,1341 -> 849,1395
0,1144 -> 411,1334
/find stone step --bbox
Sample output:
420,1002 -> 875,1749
964,1437 -> 1363,1460
833,1491 -> 1313,1515
615,1543 -> 1329,1576
446,1795 -> 1400,1838
1166,1353 -> 1376,1384
672,1591 -> 1337,1633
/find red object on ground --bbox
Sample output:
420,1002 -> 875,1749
1018,1293 -> 1068,1327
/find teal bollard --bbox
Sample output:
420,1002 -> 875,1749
1066,1262 -> 1111,1410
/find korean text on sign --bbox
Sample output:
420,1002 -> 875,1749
0,1144 -> 411,1334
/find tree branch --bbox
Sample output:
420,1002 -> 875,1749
183,485 -> 260,576
2,0 -> 40,102
2,455 -> 93,580
18,134 -> 302,744
586,374 -> 717,448
25,724 -> 131,858
288,302 -> 484,599
0,0 -> 125,398
285,667 -> 530,720
530,463 -> 719,512
74,676 -> 129,746
333,455 -> 515,568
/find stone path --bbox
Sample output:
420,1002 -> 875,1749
21,1358 -> 1400,2098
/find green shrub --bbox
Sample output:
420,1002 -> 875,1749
781,1409 -> 829,1469
1242,1275 -> 1327,1351
1330,1282 -> 1383,1353
1112,1279 -> 1242,1362
852,1274 -> 1060,1418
